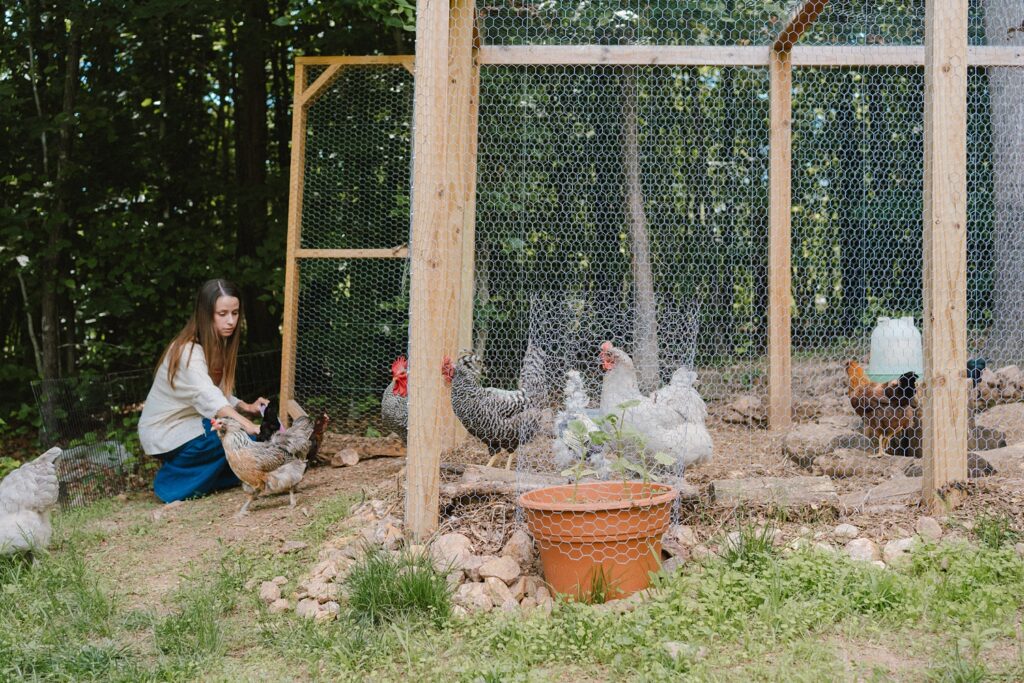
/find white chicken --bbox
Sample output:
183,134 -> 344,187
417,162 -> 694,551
598,341 -> 713,468
0,447 -> 62,555
552,370 -> 606,472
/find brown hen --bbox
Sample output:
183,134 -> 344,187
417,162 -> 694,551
845,360 -> 917,457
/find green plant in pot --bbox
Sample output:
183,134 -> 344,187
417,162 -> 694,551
519,400 -> 680,602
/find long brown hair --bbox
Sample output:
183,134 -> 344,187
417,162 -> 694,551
159,279 -> 244,397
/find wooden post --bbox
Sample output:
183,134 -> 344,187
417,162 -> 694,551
768,49 -> 793,433
406,0 -> 477,539
279,62 -> 308,428
922,0 -> 969,512
452,4 -> 480,446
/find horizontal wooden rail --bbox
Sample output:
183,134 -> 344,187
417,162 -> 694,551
296,247 -> 409,259
296,55 -> 414,66
479,44 -> 1024,67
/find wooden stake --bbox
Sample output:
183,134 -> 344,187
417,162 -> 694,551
406,0 -> 477,539
922,0 -> 969,512
452,2 -> 480,446
279,62 -> 307,429
768,50 -> 793,433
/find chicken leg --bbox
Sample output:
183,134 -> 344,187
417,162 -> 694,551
236,491 -> 257,517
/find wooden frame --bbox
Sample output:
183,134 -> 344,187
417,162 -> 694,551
921,0 -> 970,512
768,49 -> 794,433
278,56 -> 415,428
478,45 -> 1024,67
281,2 -> 1014,530
405,0 -> 480,540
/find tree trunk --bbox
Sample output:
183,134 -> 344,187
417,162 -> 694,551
233,0 -> 274,346
984,0 -> 1024,364
41,16 -> 81,381
621,67 -> 659,393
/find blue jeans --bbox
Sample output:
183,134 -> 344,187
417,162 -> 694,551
152,419 -> 241,503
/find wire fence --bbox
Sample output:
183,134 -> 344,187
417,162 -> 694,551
284,0 -> 1023,599
31,349 -> 280,509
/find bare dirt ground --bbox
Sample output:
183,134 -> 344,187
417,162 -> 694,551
82,455 -> 404,611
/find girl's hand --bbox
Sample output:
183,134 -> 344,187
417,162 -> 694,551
242,418 -> 260,436
252,397 -> 270,414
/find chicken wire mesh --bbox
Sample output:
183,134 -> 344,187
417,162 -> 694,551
287,1 -> 1023,599
30,350 -> 280,509
291,62 -> 413,433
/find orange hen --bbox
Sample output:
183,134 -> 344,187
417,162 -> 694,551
845,360 -> 918,457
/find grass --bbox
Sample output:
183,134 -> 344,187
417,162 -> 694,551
973,513 -> 1021,549
345,545 -> 453,626
5,503 -> 1024,682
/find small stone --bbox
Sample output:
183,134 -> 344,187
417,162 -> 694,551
691,544 -> 714,561
1015,543 -> 1024,558
814,542 -> 836,554
381,522 -> 404,551
259,581 -> 281,604
667,524 -> 699,548
279,540 -> 308,554
311,560 -> 340,581
834,523 -> 860,540
534,586 -> 551,602
304,579 -> 339,603
321,601 -> 341,617
813,531 -> 827,541
509,577 -> 529,602
452,605 -> 469,618
454,582 -> 493,613
484,576 -> 515,606
150,500 -> 184,522
464,555 -> 496,582
501,530 -> 534,568
479,556 -> 521,585
519,596 -> 538,611
536,596 -> 554,615
915,516 -> 943,541
662,555 -> 685,574
500,598 -> 519,612
295,598 -> 320,619
522,576 -> 542,598
431,534 -> 474,571
846,538 -> 881,562
268,598 -> 290,614
446,570 -> 465,589
272,575 -> 288,586
663,641 -> 706,662
244,578 -> 258,592
723,531 -> 742,551
872,560 -> 887,570
882,537 -> 917,565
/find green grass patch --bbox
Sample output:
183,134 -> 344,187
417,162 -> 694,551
345,545 -> 453,627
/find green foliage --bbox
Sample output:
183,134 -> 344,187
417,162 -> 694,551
973,513 -> 1021,549
344,545 -> 453,627
0,456 -> 20,479
560,400 -> 678,495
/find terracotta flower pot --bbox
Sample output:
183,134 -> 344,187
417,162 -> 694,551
518,481 -> 678,601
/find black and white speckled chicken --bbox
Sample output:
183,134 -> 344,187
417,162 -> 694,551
441,342 -> 548,470
381,356 -> 408,441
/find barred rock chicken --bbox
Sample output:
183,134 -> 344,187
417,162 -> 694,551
598,341 -> 713,468
381,356 -> 408,441
1,447 -> 62,556
211,414 -> 324,515
845,360 -> 917,457
552,370 -> 605,472
441,342 -> 548,470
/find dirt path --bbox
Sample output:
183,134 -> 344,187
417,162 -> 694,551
77,457 -> 404,611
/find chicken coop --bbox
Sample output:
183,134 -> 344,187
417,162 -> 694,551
280,0 -> 1024,541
